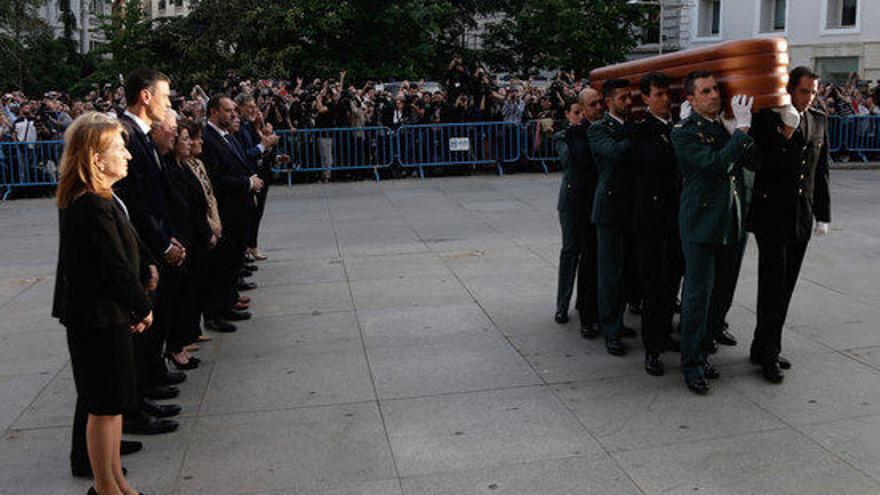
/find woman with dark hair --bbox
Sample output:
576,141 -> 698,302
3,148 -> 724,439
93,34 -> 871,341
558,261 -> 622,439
53,112 -> 156,495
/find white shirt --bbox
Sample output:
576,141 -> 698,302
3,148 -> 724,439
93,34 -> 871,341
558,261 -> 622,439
123,110 -> 151,136
209,121 -> 257,191
608,112 -> 624,125
648,110 -> 670,126
14,118 -> 36,142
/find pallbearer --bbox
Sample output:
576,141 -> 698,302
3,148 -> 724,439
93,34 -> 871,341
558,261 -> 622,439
747,66 -> 831,383
629,72 -> 683,376
671,70 -> 758,395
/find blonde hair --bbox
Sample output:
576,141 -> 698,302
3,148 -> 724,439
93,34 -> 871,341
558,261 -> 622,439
55,112 -> 125,208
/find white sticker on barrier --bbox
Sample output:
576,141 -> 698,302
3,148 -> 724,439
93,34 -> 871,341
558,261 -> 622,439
449,137 -> 470,152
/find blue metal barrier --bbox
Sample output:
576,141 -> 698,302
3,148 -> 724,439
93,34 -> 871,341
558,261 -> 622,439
523,119 -> 563,173
0,140 -> 64,199
843,115 -> 880,162
396,122 -> 520,178
274,127 -> 395,185
827,115 -> 843,153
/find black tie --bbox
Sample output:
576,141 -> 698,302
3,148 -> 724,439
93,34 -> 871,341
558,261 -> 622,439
145,132 -> 163,170
225,134 -> 246,164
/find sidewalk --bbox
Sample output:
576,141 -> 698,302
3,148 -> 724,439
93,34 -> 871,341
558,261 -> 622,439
1,170 -> 879,494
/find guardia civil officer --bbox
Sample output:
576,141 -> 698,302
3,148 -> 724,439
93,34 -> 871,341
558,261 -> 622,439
747,66 -> 831,383
554,89 -> 604,338
629,72 -> 683,376
588,78 -> 638,356
671,70 -> 758,394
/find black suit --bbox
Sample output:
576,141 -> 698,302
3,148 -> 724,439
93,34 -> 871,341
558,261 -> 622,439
52,192 -> 153,469
554,121 -> 598,325
237,120 -> 273,249
201,123 -> 255,311
630,113 -> 682,353
747,107 -> 831,364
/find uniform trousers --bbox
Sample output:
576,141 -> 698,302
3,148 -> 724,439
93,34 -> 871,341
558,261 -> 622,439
596,224 -> 626,339
556,201 -> 598,324
636,235 -> 680,353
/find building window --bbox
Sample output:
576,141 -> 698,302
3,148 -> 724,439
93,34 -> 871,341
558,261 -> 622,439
758,0 -> 786,32
815,56 -> 859,82
697,0 -> 721,37
826,0 -> 857,29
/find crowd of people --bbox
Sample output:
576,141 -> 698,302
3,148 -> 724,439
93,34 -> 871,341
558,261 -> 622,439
553,66 -> 830,396
52,68 -> 279,495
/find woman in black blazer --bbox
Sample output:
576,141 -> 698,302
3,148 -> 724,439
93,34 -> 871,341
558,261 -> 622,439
52,112 -> 156,495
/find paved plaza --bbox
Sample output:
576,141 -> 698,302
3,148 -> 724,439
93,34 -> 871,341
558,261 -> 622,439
2,170 -> 880,494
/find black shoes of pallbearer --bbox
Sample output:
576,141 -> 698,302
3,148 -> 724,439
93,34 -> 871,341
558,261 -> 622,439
554,311 -> 569,324
716,321 -> 738,346
605,337 -> 626,356
645,352 -> 664,376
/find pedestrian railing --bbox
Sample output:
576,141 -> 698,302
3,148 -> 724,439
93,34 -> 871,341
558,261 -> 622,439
0,140 -> 64,199
3,116 -> 878,198
396,121 -> 520,178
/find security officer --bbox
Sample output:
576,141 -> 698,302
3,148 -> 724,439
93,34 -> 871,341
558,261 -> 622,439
588,78 -> 638,356
630,72 -> 682,376
671,70 -> 757,394
554,89 -> 604,338
747,66 -> 831,383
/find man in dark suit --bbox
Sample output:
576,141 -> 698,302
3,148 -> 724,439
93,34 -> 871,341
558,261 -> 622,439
554,88 -> 603,338
747,66 -> 832,383
630,72 -> 682,376
587,78 -> 637,356
671,71 -> 758,395
201,95 -> 264,330
113,68 -> 184,435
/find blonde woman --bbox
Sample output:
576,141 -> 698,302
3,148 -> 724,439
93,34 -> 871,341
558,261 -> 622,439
52,112 -> 157,495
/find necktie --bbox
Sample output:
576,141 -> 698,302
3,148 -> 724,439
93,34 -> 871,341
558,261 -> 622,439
145,132 -> 163,170
224,134 -> 246,164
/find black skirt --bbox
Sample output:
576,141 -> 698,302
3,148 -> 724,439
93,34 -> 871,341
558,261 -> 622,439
66,324 -> 139,416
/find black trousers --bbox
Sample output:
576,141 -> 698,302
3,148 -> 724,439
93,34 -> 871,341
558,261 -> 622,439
751,234 -> 810,363
596,224 -> 626,338
555,204 -> 598,324
636,235 -> 681,353
132,289 -> 165,393
623,227 -> 642,308
248,175 -> 270,249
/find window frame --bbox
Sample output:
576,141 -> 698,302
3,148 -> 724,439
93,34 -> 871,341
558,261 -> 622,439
753,0 -> 789,36
694,0 -> 724,42
819,0 -> 861,35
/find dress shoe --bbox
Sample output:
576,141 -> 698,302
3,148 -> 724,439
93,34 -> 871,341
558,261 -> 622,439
165,352 -> 198,370
685,376 -> 711,395
158,370 -> 187,386
250,249 -> 268,261
238,295 -> 251,304
123,414 -> 179,435
645,352 -> 664,376
222,309 -> 252,321
244,263 -> 259,271
143,385 -> 179,400
704,363 -> 720,380
236,280 -> 257,291
627,302 -> 642,315
716,324 -> 738,346
620,325 -> 637,338
120,439 -> 142,456
240,269 -> 254,278
234,301 -> 250,311
777,355 -> 791,370
205,317 -> 237,333
554,311 -> 569,324
761,361 -> 785,383
605,337 -> 626,356
244,251 -> 256,262
141,398 -> 181,418
666,337 -> 681,353
580,323 -> 600,340
74,465 -> 127,479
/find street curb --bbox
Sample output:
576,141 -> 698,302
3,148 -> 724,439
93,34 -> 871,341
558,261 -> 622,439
831,162 -> 880,170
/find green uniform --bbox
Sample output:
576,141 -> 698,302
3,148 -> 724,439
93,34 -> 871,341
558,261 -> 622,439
587,113 -> 633,340
671,112 -> 756,380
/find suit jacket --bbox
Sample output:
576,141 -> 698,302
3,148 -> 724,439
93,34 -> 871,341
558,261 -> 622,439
201,123 -> 255,235
555,121 -> 597,214
237,120 -> 276,181
747,107 -> 832,241
671,113 -> 758,245
114,113 -> 174,258
630,113 -> 680,238
52,192 -> 153,328
588,113 -> 634,227
162,155 -> 213,252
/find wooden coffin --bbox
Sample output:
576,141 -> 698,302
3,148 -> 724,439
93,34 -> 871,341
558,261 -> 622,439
589,38 -> 790,113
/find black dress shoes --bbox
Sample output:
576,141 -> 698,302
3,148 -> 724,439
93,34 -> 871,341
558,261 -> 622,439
685,376 -> 711,395
761,361 -> 785,384
237,280 -> 257,291
222,309 -> 252,321
205,317 -> 237,333
704,363 -> 720,380
141,398 -> 181,418
240,269 -> 254,278
165,352 -> 198,370
580,323 -> 600,340
605,337 -> 626,356
554,311 -> 569,324
143,385 -> 179,400
158,369 -> 187,386
244,263 -> 258,272
123,414 -> 179,435
716,323 -> 738,346
777,355 -> 791,370
645,353 -> 664,376
121,439 -> 142,456
620,325 -> 637,338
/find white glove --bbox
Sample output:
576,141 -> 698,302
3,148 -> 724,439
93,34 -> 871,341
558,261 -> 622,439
731,95 -> 754,129
772,103 -> 800,129
679,100 -> 692,120
720,114 -> 738,135
815,222 -> 830,236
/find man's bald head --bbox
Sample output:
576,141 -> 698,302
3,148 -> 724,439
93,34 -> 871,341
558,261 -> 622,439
151,108 -> 178,155
579,88 -> 603,123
